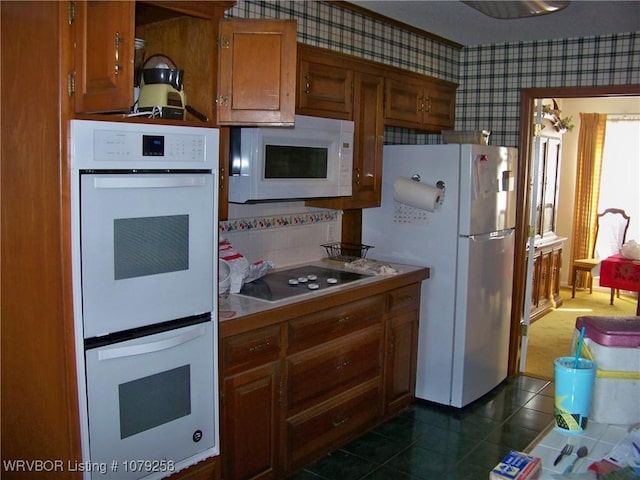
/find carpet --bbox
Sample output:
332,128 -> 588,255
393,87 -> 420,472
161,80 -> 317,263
523,287 -> 638,379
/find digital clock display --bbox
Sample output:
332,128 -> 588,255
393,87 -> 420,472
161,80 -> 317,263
142,135 -> 165,156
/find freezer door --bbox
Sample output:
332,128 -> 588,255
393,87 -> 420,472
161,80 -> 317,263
458,145 -> 517,236
450,229 -> 514,407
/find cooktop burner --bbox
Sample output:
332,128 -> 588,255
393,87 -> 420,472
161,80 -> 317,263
238,265 -> 371,302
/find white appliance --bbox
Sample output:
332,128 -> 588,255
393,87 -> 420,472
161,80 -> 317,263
228,114 -> 354,202
362,144 -> 517,407
70,120 -> 220,478
85,321 -> 216,480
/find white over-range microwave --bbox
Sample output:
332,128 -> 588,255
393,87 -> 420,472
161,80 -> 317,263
228,114 -> 354,203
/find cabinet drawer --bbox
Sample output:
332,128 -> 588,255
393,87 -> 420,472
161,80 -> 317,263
386,283 -> 421,314
222,324 -> 281,373
286,381 -> 380,471
288,295 -> 384,353
287,326 -> 382,412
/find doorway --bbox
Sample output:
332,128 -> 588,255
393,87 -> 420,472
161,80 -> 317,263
508,85 -> 640,377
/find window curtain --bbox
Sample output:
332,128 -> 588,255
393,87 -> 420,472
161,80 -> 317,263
570,113 -> 608,288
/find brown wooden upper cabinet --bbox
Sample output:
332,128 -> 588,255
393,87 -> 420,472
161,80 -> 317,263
384,75 -> 456,132
70,1 -> 297,127
297,58 -> 354,120
217,19 -> 297,126
72,1 -> 136,114
299,45 -> 384,210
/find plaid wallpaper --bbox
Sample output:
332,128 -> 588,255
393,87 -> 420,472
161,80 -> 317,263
228,1 -> 640,147
459,34 -> 640,146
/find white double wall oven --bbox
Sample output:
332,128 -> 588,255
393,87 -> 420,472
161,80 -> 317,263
70,120 -> 219,479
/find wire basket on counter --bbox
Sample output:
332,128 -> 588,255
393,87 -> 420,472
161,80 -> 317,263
322,242 -> 373,262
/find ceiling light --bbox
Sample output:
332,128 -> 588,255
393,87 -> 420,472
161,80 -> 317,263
462,1 -> 570,19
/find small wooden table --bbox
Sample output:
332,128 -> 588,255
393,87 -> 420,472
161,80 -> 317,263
599,254 -> 640,315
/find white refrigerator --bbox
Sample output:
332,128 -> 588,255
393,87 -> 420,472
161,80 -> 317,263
362,144 -> 518,407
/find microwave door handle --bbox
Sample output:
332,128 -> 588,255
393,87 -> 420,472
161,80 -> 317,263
93,176 -> 207,189
97,325 -> 206,361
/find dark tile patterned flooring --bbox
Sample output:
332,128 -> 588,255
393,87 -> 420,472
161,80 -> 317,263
288,375 -> 555,480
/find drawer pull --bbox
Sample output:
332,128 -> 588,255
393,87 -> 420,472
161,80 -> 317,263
332,417 -> 349,427
336,359 -> 351,370
397,295 -> 414,303
248,341 -> 271,352
338,315 -> 351,324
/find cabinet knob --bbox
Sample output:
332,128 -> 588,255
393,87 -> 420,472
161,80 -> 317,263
335,359 -> 351,370
304,74 -> 311,95
332,417 -> 349,428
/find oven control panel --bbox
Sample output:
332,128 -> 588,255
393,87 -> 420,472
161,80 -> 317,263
70,120 -> 219,171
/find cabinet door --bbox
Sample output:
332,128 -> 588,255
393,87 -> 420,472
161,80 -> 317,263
384,78 -> 423,125
550,248 -> 563,306
543,139 -> 561,234
297,59 -> 353,119
538,251 -> 552,308
349,71 -> 384,208
530,253 -> 541,309
222,363 -> 281,480
217,19 -> 296,125
73,0 -> 135,113
423,82 -> 456,130
385,310 -> 418,415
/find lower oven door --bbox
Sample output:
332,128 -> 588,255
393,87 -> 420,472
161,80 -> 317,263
85,321 -> 217,479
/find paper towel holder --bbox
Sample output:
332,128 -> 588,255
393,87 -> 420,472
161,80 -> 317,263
436,180 -> 445,206
410,175 -> 445,207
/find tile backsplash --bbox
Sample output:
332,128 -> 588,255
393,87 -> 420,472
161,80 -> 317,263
219,202 -> 341,268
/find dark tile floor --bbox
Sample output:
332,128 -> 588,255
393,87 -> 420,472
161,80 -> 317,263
288,375 -> 555,480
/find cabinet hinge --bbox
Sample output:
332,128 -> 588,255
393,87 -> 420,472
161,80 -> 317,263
68,1 -> 76,25
278,381 -> 284,406
67,72 -> 76,97
521,322 -> 529,337
528,225 -> 535,238
217,36 -> 230,49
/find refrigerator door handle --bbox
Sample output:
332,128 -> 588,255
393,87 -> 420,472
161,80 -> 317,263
469,229 -> 514,242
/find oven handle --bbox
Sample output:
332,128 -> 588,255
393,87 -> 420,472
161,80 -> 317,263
93,176 -> 207,189
98,324 -> 206,361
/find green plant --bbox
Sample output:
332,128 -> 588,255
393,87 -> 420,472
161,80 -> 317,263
542,104 -> 574,132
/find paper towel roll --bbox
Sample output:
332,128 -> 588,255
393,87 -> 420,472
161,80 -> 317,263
393,177 -> 442,211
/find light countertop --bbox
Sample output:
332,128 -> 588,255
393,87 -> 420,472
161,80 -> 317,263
527,421 -> 637,478
217,258 -> 429,324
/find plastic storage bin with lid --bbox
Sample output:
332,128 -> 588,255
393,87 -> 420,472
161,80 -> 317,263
572,316 -> 640,425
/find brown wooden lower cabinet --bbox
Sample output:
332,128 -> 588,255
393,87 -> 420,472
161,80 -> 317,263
167,457 -> 220,480
528,238 -> 564,322
220,280 -> 423,480
222,362 -> 281,480
285,380 -> 381,472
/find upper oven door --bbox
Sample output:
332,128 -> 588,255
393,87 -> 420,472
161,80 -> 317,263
80,173 -> 215,338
